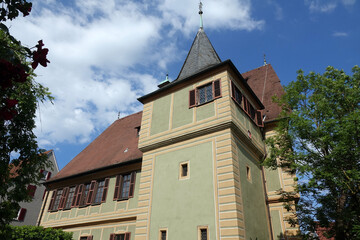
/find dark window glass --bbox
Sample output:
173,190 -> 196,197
114,234 -> 125,240
64,186 -> 76,209
80,237 -> 88,240
161,230 -> 167,240
93,180 -> 105,204
234,86 -> 242,105
201,228 -> 207,240
53,189 -> 63,210
121,174 -> 131,199
198,83 -> 213,105
181,163 -> 188,177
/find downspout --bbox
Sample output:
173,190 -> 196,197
262,151 -> 274,240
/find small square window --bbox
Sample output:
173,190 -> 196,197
159,229 -> 167,240
198,226 -> 209,240
179,161 -> 190,179
246,166 -> 251,181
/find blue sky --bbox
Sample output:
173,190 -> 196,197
6,0 -> 360,170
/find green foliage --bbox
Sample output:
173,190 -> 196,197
0,0 -> 53,229
264,66 -> 360,240
0,225 -> 72,240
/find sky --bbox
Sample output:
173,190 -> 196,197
5,0 -> 360,170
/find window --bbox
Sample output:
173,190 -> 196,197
109,233 -> 131,240
114,172 -> 136,201
40,170 -> 52,181
27,185 -> 37,198
48,178 -> 109,211
179,161 -> 189,179
93,178 -> 109,204
189,79 -> 221,108
231,81 -> 263,127
64,186 -> 76,209
198,227 -> 209,240
159,229 -> 167,240
246,166 -> 252,181
135,126 -> 141,137
80,236 -> 93,240
48,189 -> 63,211
16,208 -> 27,221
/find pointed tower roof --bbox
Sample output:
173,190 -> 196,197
176,28 -> 221,81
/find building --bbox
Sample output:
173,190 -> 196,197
10,150 -> 59,226
39,17 -> 299,240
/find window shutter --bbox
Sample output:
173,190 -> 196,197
102,178 -> 110,203
48,190 -> 57,211
114,175 -> 121,200
129,172 -> 136,198
17,208 -> 27,221
256,110 -> 264,127
109,233 -> 115,240
125,232 -> 131,240
75,184 -> 84,207
230,81 -> 235,99
86,180 -> 97,204
213,79 -> 221,98
59,187 -> 69,210
46,172 -> 52,180
27,185 -> 37,198
71,185 -> 79,207
87,236 -> 93,240
189,89 -> 196,108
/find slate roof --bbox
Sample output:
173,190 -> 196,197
243,64 -> 285,122
49,112 -> 143,182
176,28 -> 221,81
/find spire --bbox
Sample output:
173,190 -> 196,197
176,2 -> 221,81
263,54 -> 267,66
199,1 -> 203,29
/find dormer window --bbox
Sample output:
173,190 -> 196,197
189,79 -> 221,108
135,126 -> 141,137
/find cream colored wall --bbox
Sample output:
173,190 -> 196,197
264,127 -> 300,238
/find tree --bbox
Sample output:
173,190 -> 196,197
0,225 -> 72,240
264,66 -> 360,239
0,0 -> 52,231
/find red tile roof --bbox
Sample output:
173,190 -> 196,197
51,112 -> 143,181
242,64 -> 285,122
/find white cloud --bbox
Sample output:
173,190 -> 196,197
341,0 -> 356,6
332,31 -> 349,37
5,0 -> 264,149
305,0 -> 337,13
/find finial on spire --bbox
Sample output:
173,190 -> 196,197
199,1 -> 203,29
263,53 -> 267,66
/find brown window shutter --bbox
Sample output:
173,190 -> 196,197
256,110 -> 264,127
46,172 -> 52,180
48,190 -> 57,211
102,178 -> 110,203
189,89 -> 196,108
125,232 -> 131,240
75,184 -> 84,207
71,185 -> 79,207
129,172 -> 136,198
27,185 -> 37,198
213,79 -> 221,98
17,208 -> 27,221
114,175 -> 121,200
58,187 -> 69,210
87,236 -> 93,240
86,180 -> 97,205
109,233 -> 115,240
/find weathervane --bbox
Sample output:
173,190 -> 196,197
199,1 -> 203,29
263,53 -> 267,66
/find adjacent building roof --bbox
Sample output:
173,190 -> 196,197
50,112 -> 143,181
243,64 -> 285,122
176,28 -> 221,81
